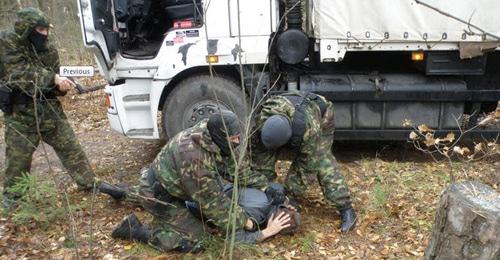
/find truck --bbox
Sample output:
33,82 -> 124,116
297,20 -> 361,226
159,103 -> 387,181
77,0 -> 500,140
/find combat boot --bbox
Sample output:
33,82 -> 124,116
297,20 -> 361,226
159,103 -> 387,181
175,239 -> 203,253
339,206 -> 357,233
98,183 -> 126,201
112,213 -> 152,243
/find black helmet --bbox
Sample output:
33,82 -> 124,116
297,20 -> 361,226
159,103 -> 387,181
261,115 -> 292,150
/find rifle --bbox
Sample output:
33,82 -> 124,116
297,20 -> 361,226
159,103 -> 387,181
68,77 -> 106,94
130,192 -> 177,208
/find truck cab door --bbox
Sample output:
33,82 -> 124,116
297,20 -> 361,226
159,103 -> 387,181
78,0 -> 120,77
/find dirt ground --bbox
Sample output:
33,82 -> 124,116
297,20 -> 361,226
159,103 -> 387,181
0,90 -> 498,259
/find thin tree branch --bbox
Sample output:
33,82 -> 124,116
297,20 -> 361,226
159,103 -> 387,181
414,0 -> 500,40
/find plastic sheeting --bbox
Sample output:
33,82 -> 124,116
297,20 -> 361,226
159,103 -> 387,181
311,0 -> 500,42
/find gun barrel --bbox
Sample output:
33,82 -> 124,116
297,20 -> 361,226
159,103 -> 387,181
68,77 -> 105,94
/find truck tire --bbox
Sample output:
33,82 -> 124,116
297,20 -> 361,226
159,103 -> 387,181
162,75 -> 248,139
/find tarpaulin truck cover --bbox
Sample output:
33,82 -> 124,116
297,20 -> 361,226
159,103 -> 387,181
311,0 -> 500,44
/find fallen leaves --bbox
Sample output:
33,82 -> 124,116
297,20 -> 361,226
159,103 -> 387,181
453,146 -> 471,156
434,132 -> 455,144
409,131 -> 418,140
418,124 -> 434,133
0,93 -> 498,259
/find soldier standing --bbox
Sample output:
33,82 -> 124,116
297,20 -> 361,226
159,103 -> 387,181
244,92 -> 357,233
101,111 -> 292,252
0,8 -> 96,207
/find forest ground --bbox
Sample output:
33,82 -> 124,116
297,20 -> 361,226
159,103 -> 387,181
0,89 -> 498,260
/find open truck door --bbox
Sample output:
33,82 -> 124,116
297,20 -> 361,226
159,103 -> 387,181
77,0 -> 120,79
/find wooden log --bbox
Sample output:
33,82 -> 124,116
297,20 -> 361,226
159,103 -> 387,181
425,181 -> 500,260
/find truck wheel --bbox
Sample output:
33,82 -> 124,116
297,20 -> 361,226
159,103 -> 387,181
162,75 -> 248,139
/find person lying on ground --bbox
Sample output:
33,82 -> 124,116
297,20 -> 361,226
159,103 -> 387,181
98,110 -> 298,252
184,183 -> 301,243
112,186 -> 298,252
234,91 -> 357,233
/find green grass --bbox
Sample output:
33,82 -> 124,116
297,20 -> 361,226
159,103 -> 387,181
179,234 -> 261,259
63,238 -> 76,248
292,231 -> 316,253
370,183 -> 391,212
128,242 -> 162,258
374,225 -> 387,236
5,173 -> 80,229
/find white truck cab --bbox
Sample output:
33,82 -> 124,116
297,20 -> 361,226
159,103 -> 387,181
78,0 -> 500,140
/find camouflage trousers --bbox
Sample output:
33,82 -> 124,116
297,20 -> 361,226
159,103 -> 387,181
3,101 -> 95,196
286,105 -> 352,210
125,168 -> 207,252
285,151 -> 352,210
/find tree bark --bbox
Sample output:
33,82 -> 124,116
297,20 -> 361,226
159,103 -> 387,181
425,181 -> 500,260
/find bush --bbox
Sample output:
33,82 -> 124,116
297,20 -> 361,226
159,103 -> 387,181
6,173 -> 70,229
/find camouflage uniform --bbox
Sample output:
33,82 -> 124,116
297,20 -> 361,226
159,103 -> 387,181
123,120 -> 252,251
0,8 -> 95,197
248,93 -> 353,210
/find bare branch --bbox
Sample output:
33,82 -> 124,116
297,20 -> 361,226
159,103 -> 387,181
414,0 -> 500,40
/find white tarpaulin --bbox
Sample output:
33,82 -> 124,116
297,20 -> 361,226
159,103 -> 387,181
312,0 -> 500,42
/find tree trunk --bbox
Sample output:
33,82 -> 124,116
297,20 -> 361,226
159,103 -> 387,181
425,181 -> 500,260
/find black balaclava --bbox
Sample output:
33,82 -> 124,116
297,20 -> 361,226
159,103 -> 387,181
207,110 -> 241,156
261,115 -> 292,150
28,29 -> 48,52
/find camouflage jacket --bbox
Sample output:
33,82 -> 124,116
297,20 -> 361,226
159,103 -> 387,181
151,120 -> 250,231
0,8 -> 60,97
1,8 -> 67,132
241,93 -> 332,189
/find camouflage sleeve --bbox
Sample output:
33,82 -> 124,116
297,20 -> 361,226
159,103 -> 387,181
244,96 -> 295,186
38,43 -> 66,96
225,146 -> 270,190
298,113 -> 323,176
234,230 -> 263,244
180,150 -> 249,230
247,135 -> 278,188
319,100 -> 335,149
2,38 -> 55,95
257,96 -> 294,126
39,41 -> 60,72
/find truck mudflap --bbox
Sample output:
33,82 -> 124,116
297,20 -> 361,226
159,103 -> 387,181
296,74 -> 500,140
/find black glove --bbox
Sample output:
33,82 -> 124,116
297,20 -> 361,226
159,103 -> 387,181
265,182 -> 287,205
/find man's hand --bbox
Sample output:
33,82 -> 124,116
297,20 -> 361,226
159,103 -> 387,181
259,212 -> 291,241
54,74 -> 75,92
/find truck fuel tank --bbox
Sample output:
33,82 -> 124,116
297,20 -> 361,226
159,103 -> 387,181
300,74 -> 467,130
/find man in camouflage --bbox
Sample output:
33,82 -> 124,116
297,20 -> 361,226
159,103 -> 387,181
0,8 -> 96,206
101,111 -> 292,252
242,92 -> 357,232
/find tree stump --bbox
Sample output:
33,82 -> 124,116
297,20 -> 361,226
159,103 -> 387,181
425,181 -> 500,260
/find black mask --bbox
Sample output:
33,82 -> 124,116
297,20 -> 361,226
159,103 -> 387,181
207,110 -> 241,156
28,29 -> 48,52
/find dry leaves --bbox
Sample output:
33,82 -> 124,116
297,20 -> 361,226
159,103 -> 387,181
0,93 -> 498,259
